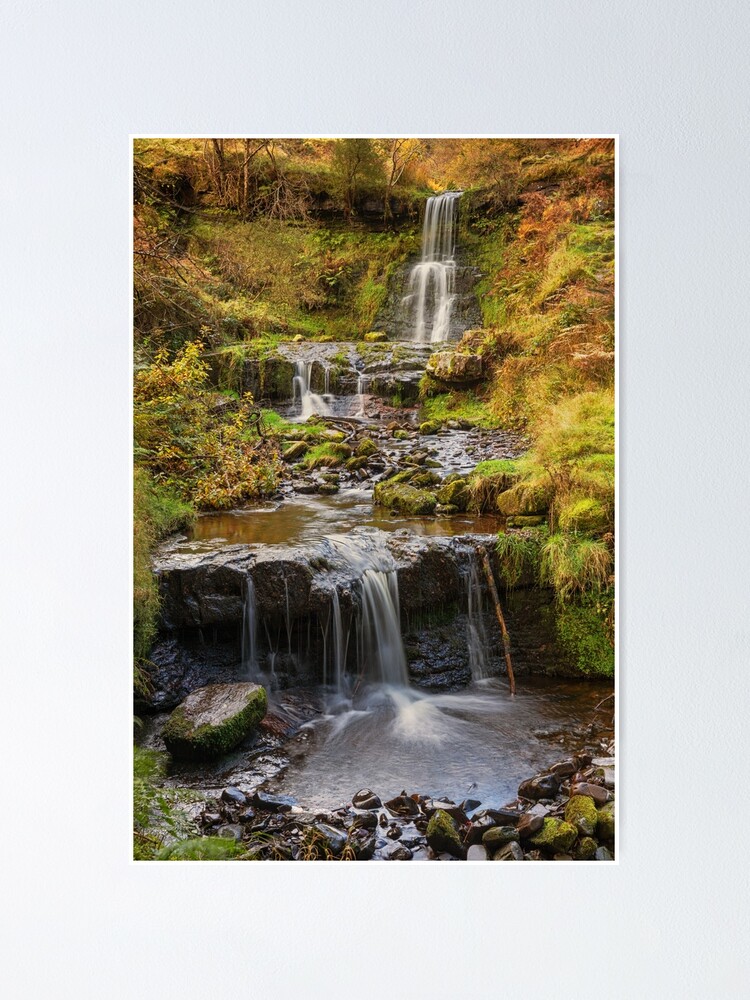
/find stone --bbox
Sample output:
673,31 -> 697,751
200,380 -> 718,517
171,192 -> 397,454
571,781 -> 610,806
553,853 -> 573,861
292,334 -> 304,343
252,790 -> 297,812
217,824 -> 243,841
436,478 -> 469,510
574,836 -> 598,860
496,480 -> 552,517
384,793 -> 420,818
355,438 -> 379,458
352,788 -> 381,810
517,813 -> 545,839
482,826 -> 520,850
597,800 -> 615,841
564,795 -> 599,837
349,811 -> 378,831
550,759 -> 578,778
347,828 -> 376,860
221,786 -> 247,806
518,773 -> 560,800
461,798 -> 482,814
386,845 -> 413,861
426,809 -> 465,858
313,824 -> 348,857
392,429 -> 410,440
422,799 -> 468,824
238,807 -> 256,823
467,844 -> 489,861
492,841 -> 525,861
595,846 -> 614,861
426,350 -> 483,384
373,481 -> 437,515
528,818 -> 578,853
161,683 -> 268,759
282,440 -> 308,462
419,419 -> 442,436
506,515 -> 547,527
364,331 -> 388,343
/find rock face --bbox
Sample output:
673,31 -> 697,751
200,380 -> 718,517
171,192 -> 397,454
372,481 -> 437,515
161,683 -> 267,759
426,351 -> 483,384
374,257 -> 482,342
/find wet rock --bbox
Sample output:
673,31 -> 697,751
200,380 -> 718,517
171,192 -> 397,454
564,795 -> 599,837
570,781 -> 610,805
352,788 -> 382,810
482,826 -> 520,850
350,812 -> 378,831
478,808 -> 522,826
461,798 -> 482,814
419,419 -> 442,435
496,480 -> 552,517
217,824 -> 243,841
437,478 -> 469,510
355,438 -> 379,457
422,799 -> 468,825
492,841 -> 525,861
384,792 -> 420,818
385,824 -> 402,841
574,837 -> 598,860
426,809 -> 465,858
595,846 -> 614,861
518,773 -> 560,800
314,824 -> 348,857
550,759 -> 578,778
162,683 -> 268,760
364,331 -> 387,343
385,844 -> 413,861
238,807 -> 256,823
467,844 -> 489,861
517,813 -> 544,839
252,790 -> 297,812
202,812 -> 221,826
221,786 -> 248,806
348,828 -> 376,860
597,800 -> 615,841
528,818 -> 578,854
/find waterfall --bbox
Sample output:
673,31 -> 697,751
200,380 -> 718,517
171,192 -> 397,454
464,557 -> 491,682
331,588 -> 346,693
404,191 -> 462,343
241,573 -> 258,677
292,359 -> 332,421
355,373 -> 369,418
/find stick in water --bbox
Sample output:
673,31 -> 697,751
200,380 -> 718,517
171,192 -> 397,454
479,546 -> 516,695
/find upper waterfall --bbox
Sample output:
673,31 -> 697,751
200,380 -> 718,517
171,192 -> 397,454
405,191 -> 462,343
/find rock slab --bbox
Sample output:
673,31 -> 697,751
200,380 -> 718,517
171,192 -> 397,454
162,682 -> 267,759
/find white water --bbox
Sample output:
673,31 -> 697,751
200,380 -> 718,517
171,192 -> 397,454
404,191 -> 462,343
464,557 -> 491,681
241,573 -> 259,677
292,359 -> 332,421
355,373 -> 369,418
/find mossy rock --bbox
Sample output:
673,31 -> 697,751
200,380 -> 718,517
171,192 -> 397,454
496,479 -> 552,516
317,483 -> 340,495
559,497 -> 610,535
411,471 -> 441,489
573,836 -> 598,860
346,456 -> 370,471
419,419 -> 442,436
597,800 -> 615,841
425,350 -> 482,384
528,817 -> 577,853
426,809 -> 465,858
482,826 -> 520,850
162,683 -> 267,760
373,481 -> 437,515
392,429 -> 410,440
282,441 -> 308,463
437,479 -> 469,510
355,438 -> 379,458
565,795 -> 598,836
388,468 -> 418,484
364,331 -> 388,343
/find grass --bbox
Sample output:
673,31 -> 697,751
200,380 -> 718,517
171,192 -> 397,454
300,441 -> 350,469
495,530 -> 545,588
540,533 -> 613,601
419,390 -> 500,429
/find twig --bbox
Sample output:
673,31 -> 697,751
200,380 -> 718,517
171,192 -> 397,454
479,546 -> 516,696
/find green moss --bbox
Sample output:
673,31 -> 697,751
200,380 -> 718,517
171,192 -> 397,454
494,531 -> 545,588
301,441 -> 352,469
482,826 -> 520,850
392,429 -> 410,440
574,836 -> 598,860
564,795 -> 598,836
597,800 -> 615,841
556,590 -> 614,676
426,809 -> 464,857
373,481 -> 437,515
419,419 -> 441,435
437,479 -> 469,510
558,496 -> 609,535
528,817 -> 577,853
496,479 -> 552,516
355,438 -> 378,457
162,686 -> 268,759
157,837 -> 243,861
506,515 -> 546,527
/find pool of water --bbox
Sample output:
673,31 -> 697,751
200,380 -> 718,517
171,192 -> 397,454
184,491 -> 502,548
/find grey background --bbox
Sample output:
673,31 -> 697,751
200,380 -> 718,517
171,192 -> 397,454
2,1 -> 748,996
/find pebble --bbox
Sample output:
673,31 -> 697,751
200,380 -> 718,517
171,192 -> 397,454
467,844 -> 489,861
217,824 -> 243,841
570,782 -> 610,805
595,846 -> 614,861
221,786 -> 247,806
352,788 -> 382,810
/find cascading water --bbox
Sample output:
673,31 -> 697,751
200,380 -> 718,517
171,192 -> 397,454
292,359 -> 332,421
241,573 -> 259,678
355,373 -> 370,419
404,191 -> 462,343
464,557 -> 491,682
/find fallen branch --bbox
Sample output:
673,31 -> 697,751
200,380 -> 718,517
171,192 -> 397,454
479,546 -> 516,696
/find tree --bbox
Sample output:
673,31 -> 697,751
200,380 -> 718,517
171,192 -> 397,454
380,138 -> 425,223
330,139 -> 383,220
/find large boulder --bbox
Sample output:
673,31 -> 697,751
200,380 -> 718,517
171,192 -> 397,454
426,351 -> 483,384
426,809 -> 465,858
162,682 -> 267,759
496,479 -> 553,517
528,817 -> 577,853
